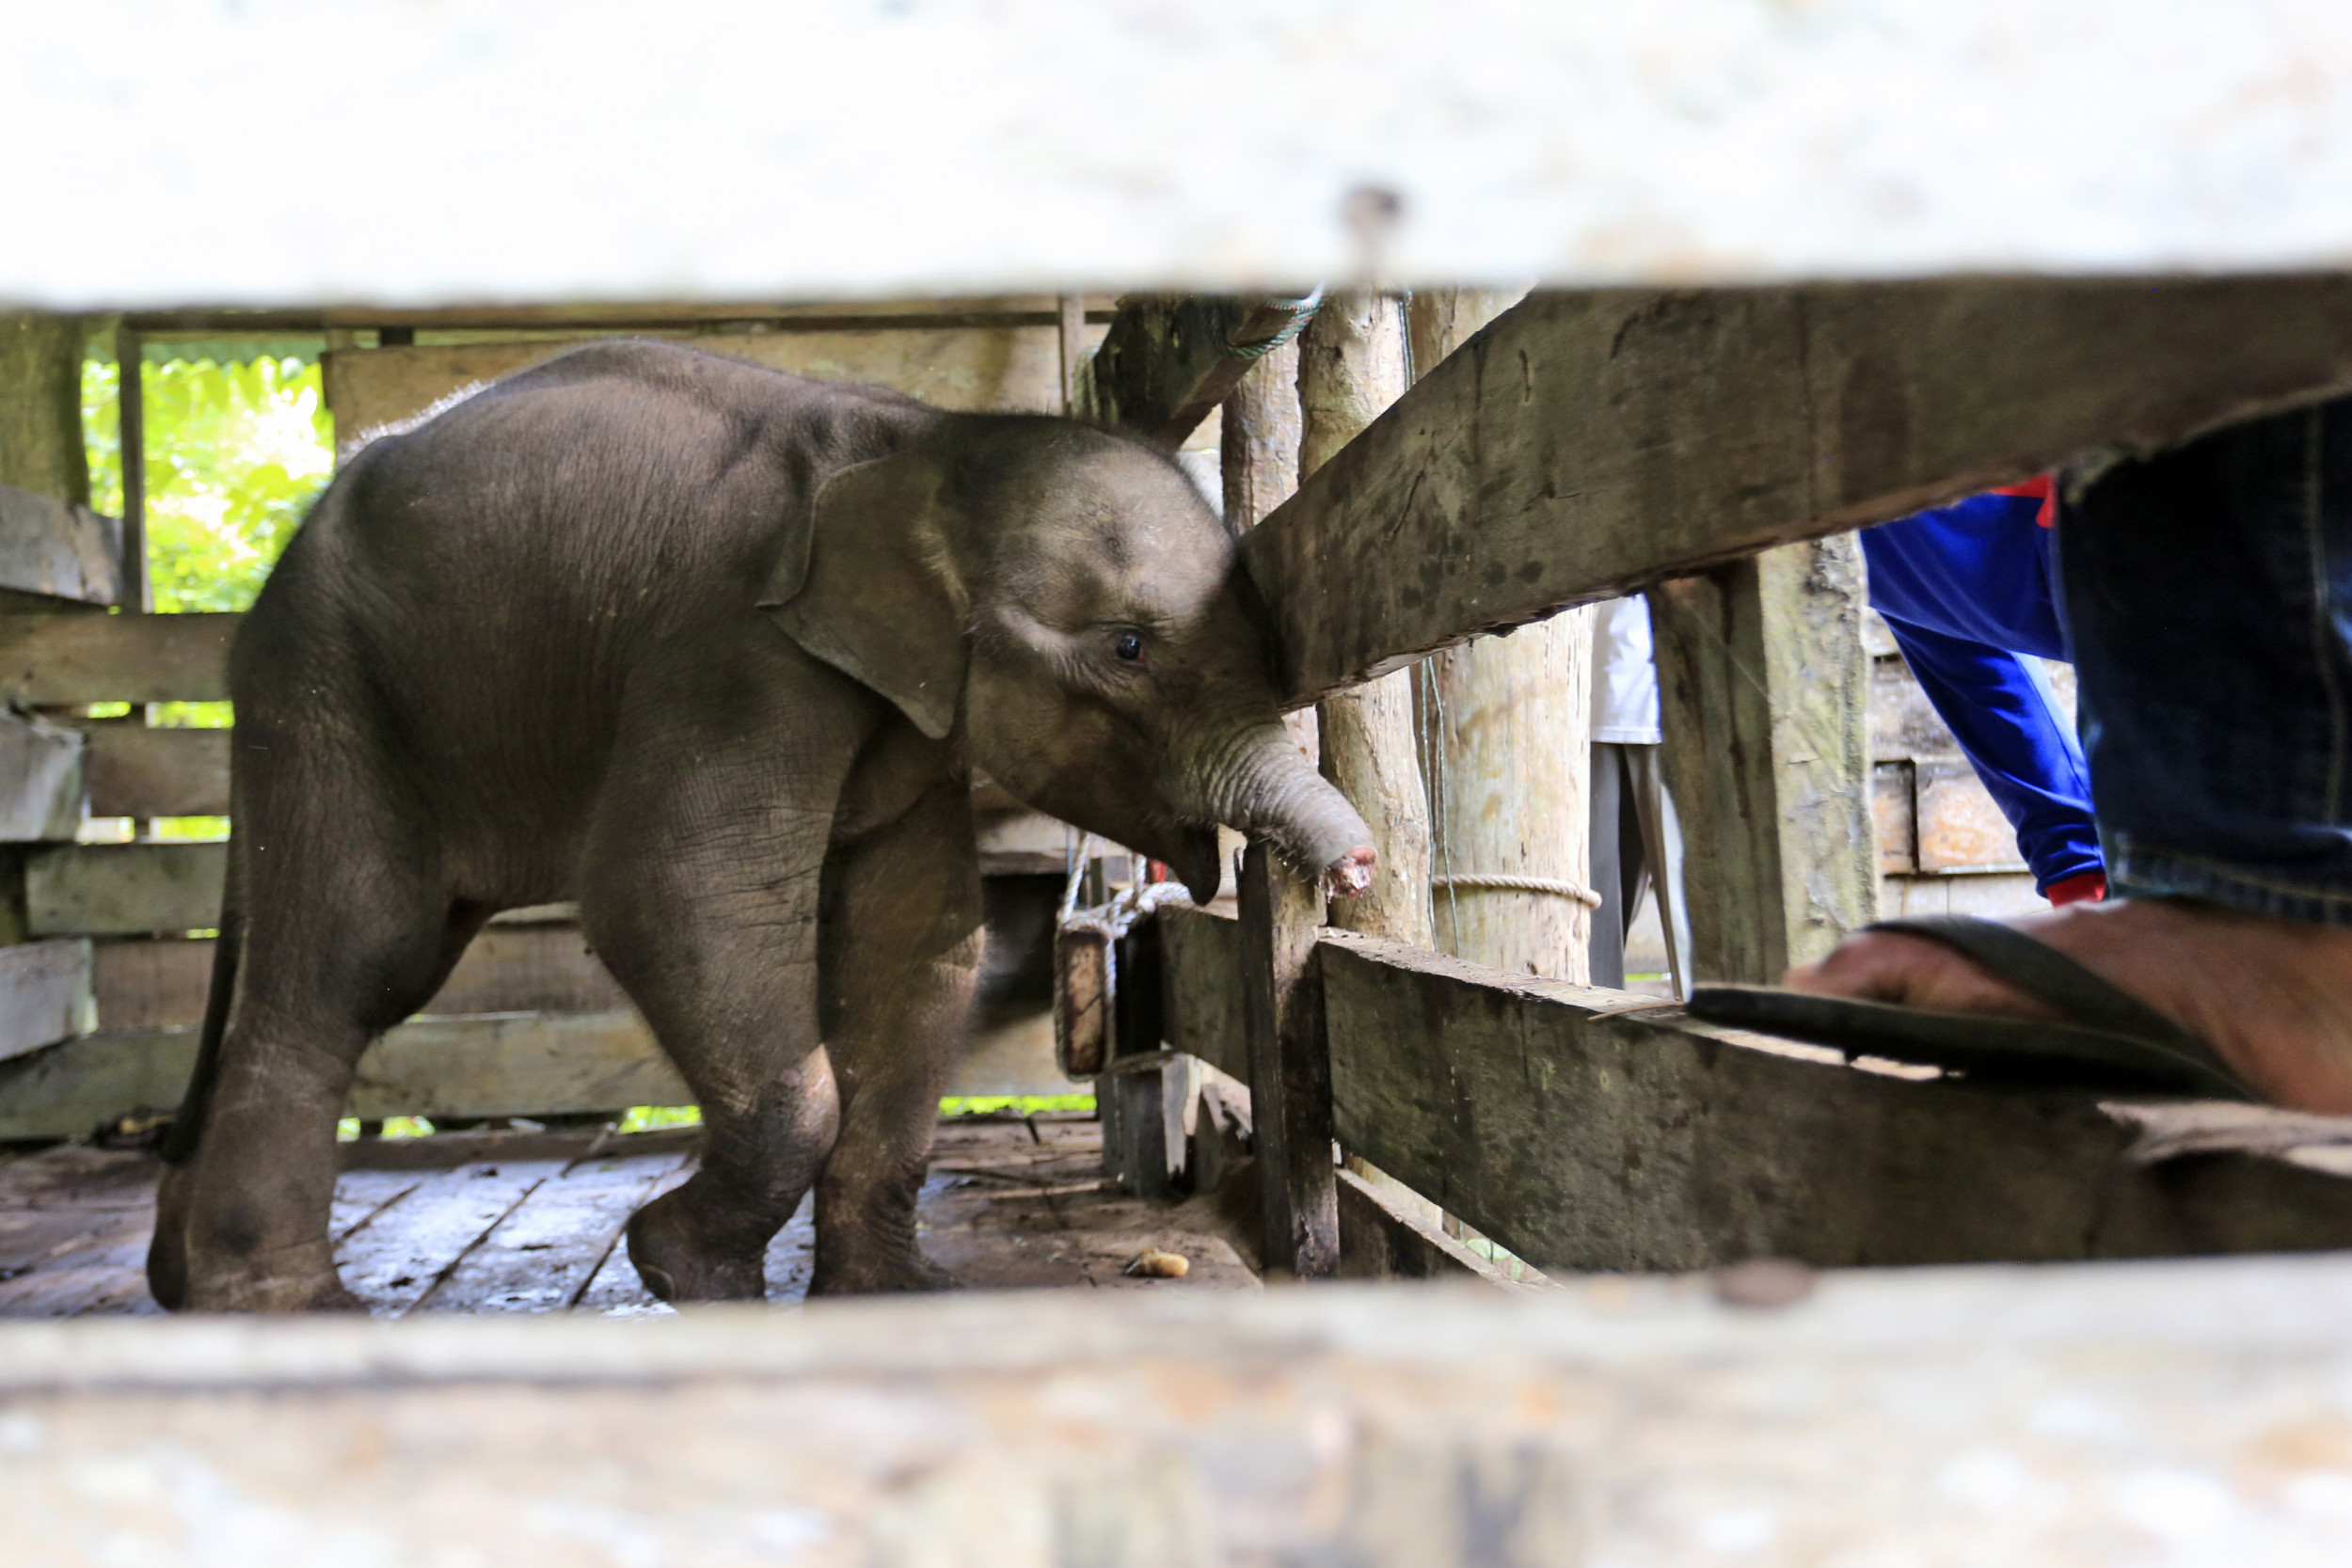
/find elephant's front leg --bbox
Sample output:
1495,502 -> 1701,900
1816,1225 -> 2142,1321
811,780 -> 986,1294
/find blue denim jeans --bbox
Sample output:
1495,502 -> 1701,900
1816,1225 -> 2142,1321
2059,393 -> 2352,924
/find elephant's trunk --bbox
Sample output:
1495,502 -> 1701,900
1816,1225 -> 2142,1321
1189,718 -> 1376,898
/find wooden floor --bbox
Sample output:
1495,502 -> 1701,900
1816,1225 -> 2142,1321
0,1112 -> 1260,1318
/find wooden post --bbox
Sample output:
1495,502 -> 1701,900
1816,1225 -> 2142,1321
1237,839 -> 1337,1279
1219,343 -> 1340,1276
1646,536 -> 1877,983
1296,293 -> 1433,948
113,326 -> 146,614
0,314 -> 90,510
1408,291 -> 1597,982
1057,293 -> 1087,415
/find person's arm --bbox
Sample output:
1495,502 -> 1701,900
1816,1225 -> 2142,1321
1878,614 -> 2105,902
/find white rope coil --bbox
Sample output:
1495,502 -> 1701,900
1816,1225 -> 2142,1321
1431,872 -> 1603,910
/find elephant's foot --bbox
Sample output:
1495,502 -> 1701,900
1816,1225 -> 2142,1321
626,1188 -> 769,1303
179,1255 -> 365,1314
808,1243 -> 957,1296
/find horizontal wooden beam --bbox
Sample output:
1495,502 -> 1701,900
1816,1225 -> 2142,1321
125,297 -> 1121,335
0,611 -> 237,705
1245,276 -> 2352,704
77,722 -> 230,818
1144,904 -> 2352,1272
90,923 -> 631,1031
25,842 -> 225,936
0,484 -> 120,607
0,940 -> 92,1065
326,325 -> 1073,446
10,1257 -> 2352,1561
1081,294 -> 1318,446
0,710 -> 84,842
0,1010 -> 689,1141
0,998 -> 1064,1140
1319,929 -> 2352,1274
1154,902 -> 1247,1082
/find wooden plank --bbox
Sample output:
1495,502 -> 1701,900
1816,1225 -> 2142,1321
414,1145 -> 695,1314
1319,928 -> 2352,1275
1871,762 -> 1916,876
325,326 -> 1070,445
0,610 -> 237,705
1155,903 -> 1246,1082
78,723 -> 229,817
0,709 -> 84,842
1870,652 -> 1959,763
0,939 -> 92,1065
14,1257 -> 2352,1560
1237,843 -> 1338,1279
0,483 -> 120,607
334,1155 -> 574,1317
1245,277 -> 2352,706
1914,756 -> 2030,874
1081,294 -> 1319,447
1335,1164 -> 1505,1286
0,1010 -> 691,1142
24,841 -> 225,936
89,923 -> 630,1031
1648,538 -> 1878,981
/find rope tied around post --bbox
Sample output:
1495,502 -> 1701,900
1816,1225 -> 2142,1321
1429,871 -> 1603,910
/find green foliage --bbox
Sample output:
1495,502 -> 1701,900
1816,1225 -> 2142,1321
82,356 -> 333,613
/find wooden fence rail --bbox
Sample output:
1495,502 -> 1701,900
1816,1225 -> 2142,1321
1142,904 -> 2352,1275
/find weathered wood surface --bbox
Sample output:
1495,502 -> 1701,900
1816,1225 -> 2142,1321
0,708 -> 85,842
326,326 -> 1072,447
1336,1164 -> 1514,1288
1246,277 -> 2352,706
0,483 -> 120,607
12,1253 -> 2352,1564
0,1000 -> 1069,1140
1082,294 -> 1319,447
1155,902 -> 1246,1082
0,939 -> 92,1064
1319,929 -> 2352,1275
0,1010 -> 691,1140
1298,292 -> 1433,947
1237,844 -> 1338,1279
0,1115 -> 1252,1324
0,315 -> 88,509
0,610 -> 236,705
1649,537 -> 1877,981
90,923 -> 630,1030
77,722 -> 229,818
24,841 -> 226,936
1410,287 -> 1596,982
127,298 -> 1120,335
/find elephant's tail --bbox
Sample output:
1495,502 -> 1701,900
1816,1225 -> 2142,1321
157,881 -> 241,1167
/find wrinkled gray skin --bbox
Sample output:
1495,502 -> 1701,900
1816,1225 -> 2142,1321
145,341 -> 1375,1312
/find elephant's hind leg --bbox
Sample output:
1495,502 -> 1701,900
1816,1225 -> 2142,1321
162,765 -> 469,1312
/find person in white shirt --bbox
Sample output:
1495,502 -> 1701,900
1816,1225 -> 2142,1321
1587,595 -> 1689,996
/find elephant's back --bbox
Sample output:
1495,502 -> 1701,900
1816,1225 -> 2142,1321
232,342 -> 932,874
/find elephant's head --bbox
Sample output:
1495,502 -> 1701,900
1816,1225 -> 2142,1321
762,418 -> 1375,904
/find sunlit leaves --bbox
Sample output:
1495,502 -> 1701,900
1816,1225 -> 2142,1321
81,356 -> 333,613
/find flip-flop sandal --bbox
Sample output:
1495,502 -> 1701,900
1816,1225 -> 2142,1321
1684,915 -> 2257,1100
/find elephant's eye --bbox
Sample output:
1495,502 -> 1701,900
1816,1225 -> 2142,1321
1112,629 -> 1146,662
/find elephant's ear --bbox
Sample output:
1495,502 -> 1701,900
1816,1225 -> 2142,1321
759,452 -> 969,741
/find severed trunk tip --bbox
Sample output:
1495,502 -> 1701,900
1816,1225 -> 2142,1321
1319,845 -> 1376,898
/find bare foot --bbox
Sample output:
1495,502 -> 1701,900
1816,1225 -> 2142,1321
1784,898 -> 2352,1113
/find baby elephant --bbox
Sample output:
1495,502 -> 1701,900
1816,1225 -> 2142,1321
146,341 -> 1375,1311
